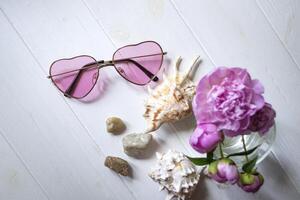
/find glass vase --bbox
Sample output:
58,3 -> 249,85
213,125 -> 276,168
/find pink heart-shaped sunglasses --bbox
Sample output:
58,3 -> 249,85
48,41 -> 167,99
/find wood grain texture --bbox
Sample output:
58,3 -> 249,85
257,0 -> 300,66
0,133 -> 48,200
0,0 -> 299,199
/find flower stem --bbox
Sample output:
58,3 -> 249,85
219,143 -> 224,158
242,135 -> 249,162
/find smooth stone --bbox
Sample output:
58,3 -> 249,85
104,156 -> 129,176
122,133 -> 152,157
106,117 -> 126,134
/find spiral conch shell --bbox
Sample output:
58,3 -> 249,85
144,56 -> 200,133
149,150 -> 200,200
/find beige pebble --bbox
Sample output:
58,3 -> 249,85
106,117 -> 126,134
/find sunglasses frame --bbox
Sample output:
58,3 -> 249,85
48,41 -> 166,99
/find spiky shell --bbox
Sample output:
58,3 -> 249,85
149,150 -> 200,200
143,57 -> 200,133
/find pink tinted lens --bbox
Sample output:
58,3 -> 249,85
113,41 -> 163,85
50,55 -> 99,99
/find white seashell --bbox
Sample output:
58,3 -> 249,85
149,150 -> 200,200
143,56 -> 201,133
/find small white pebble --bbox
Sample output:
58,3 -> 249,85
122,133 -> 152,157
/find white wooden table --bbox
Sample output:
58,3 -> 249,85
1,0 -> 300,199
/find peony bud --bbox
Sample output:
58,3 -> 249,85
189,123 -> 223,153
238,172 -> 264,193
208,158 -> 239,184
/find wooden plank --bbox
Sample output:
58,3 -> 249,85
0,7 -> 134,200
172,0 -> 300,192
0,133 -> 49,200
257,0 -> 300,66
78,0 -> 299,199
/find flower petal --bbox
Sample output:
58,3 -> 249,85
252,94 -> 265,110
251,79 -> 264,94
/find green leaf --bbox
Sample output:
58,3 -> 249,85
187,156 -> 210,166
207,151 -> 214,163
227,145 -> 260,158
242,156 -> 258,173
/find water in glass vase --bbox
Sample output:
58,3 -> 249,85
214,125 -> 276,168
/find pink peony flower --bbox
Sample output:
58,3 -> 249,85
189,123 -> 223,153
248,103 -> 276,135
208,158 -> 239,184
193,67 -> 265,137
238,172 -> 264,193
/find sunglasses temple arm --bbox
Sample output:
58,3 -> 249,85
65,58 -> 159,96
63,61 -> 107,97
63,59 -> 160,97
113,59 -> 159,82
64,62 -> 115,97
112,52 -> 167,81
